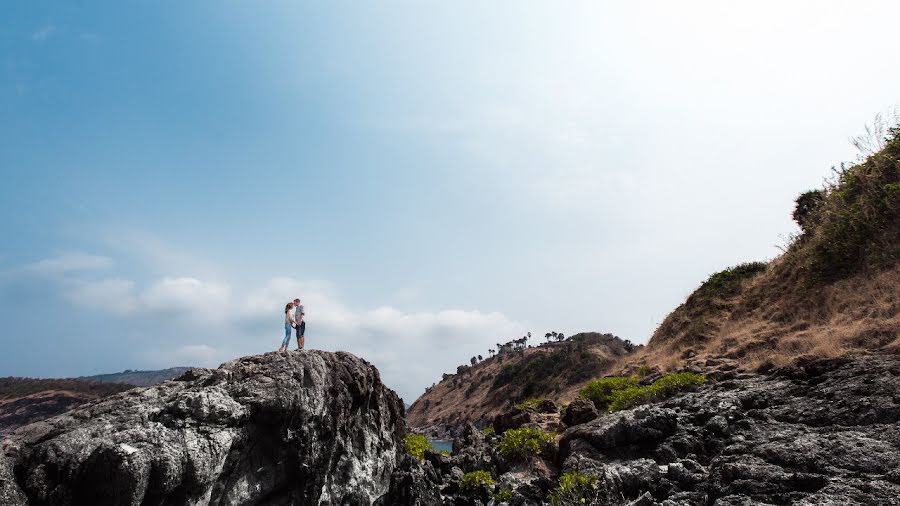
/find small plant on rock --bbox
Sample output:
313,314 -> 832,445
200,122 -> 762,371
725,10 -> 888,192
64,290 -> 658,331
514,397 -> 547,410
548,471 -> 599,505
491,487 -> 513,501
579,376 -> 638,410
497,427 -> 555,461
460,470 -> 495,490
403,434 -> 432,460
483,425 -> 495,436
607,372 -> 706,412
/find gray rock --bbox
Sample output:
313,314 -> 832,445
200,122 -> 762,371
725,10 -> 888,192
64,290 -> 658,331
554,355 -> 900,505
0,351 -> 423,506
562,398 -> 598,426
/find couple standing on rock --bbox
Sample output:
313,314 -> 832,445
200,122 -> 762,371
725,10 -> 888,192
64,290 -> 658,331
279,298 -> 306,352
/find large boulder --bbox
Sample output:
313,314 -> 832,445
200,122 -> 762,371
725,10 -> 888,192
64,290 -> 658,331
0,351 -> 421,506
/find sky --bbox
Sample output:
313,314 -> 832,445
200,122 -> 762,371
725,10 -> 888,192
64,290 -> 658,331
2,1 -> 900,402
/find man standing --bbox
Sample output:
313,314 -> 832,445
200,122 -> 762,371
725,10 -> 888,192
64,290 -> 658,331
293,298 -> 305,350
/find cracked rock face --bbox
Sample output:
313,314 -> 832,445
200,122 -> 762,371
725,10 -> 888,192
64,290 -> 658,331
0,351 -> 406,506
557,355 -> 900,505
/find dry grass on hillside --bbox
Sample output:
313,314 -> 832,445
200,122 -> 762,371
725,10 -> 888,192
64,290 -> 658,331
626,256 -> 900,375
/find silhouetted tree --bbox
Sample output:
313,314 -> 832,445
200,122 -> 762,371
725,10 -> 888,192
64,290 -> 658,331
545,332 -> 552,342
478,354 -> 483,362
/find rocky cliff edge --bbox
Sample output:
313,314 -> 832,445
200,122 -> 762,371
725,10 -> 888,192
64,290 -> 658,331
0,351 -> 409,506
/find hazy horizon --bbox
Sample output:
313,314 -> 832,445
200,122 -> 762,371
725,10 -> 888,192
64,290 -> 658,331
3,1 -> 900,401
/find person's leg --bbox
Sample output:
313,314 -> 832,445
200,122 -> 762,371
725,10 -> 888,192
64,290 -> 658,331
281,324 -> 291,351
299,321 -> 306,350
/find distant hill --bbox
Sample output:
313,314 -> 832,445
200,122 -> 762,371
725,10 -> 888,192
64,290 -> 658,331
0,378 -> 133,435
407,332 -> 638,427
83,367 -> 192,387
0,367 -> 192,435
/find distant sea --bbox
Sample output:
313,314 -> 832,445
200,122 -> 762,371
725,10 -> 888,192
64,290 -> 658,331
429,439 -> 453,453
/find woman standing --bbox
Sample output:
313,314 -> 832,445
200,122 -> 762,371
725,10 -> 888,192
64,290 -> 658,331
278,301 -> 295,352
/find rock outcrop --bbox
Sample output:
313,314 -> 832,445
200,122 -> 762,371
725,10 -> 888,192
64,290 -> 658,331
554,354 -> 900,504
0,351 -> 407,506
408,354 -> 900,505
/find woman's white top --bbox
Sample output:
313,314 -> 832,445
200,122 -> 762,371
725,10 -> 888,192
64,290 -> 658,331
285,308 -> 295,325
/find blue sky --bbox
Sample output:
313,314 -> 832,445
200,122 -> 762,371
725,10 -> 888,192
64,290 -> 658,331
2,1 -> 900,401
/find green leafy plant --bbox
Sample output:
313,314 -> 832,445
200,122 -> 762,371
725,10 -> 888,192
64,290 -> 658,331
460,470 -> 495,490
699,262 -> 768,297
483,425 -> 495,435
403,434 -> 432,460
636,365 -> 653,378
514,397 -> 547,410
579,376 -> 638,410
491,487 -> 513,501
548,471 -> 599,505
497,427 -> 555,461
608,372 -> 706,412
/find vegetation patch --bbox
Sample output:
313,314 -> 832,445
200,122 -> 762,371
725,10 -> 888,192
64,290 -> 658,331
482,425 -> 495,435
608,372 -> 706,412
698,262 -> 768,297
548,471 -> 599,506
497,427 -> 555,461
579,376 -> 638,410
402,434 -> 432,460
514,397 -> 547,410
460,470 -> 495,489
491,488 -> 513,501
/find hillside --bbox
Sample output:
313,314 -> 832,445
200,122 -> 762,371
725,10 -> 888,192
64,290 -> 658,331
407,332 -> 637,427
0,368 -> 192,435
629,123 -> 900,373
83,367 -> 192,386
0,378 -> 133,435
409,118 -> 900,431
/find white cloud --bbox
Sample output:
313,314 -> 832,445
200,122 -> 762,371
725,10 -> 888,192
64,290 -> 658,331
19,250 -> 526,401
65,278 -> 137,315
141,277 -> 231,321
32,25 -> 55,41
27,252 -> 114,274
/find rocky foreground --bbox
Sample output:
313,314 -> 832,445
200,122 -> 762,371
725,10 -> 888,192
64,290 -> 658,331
2,352 -> 900,505
405,354 -> 900,505
0,351 -> 410,505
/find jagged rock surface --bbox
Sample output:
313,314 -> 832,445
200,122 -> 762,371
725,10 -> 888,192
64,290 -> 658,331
0,351 -> 408,506
556,354 -> 900,505
410,354 -> 900,505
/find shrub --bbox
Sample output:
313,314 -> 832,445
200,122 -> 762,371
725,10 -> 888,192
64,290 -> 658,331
636,365 -> 653,378
497,427 -> 555,461
403,434 -> 432,460
460,470 -> 495,490
608,372 -> 706,412
491,487 -> 513,501
796,125 -> 900,284
793,189 -> 826,232
579,376 -> 638,410
699,262 -> 768,297
514,397 -> 547,410
483,425 -> 495,436
548,471 -> 599,505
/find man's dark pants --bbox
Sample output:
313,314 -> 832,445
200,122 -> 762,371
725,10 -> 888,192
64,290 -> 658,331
296,321 -> 305,339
